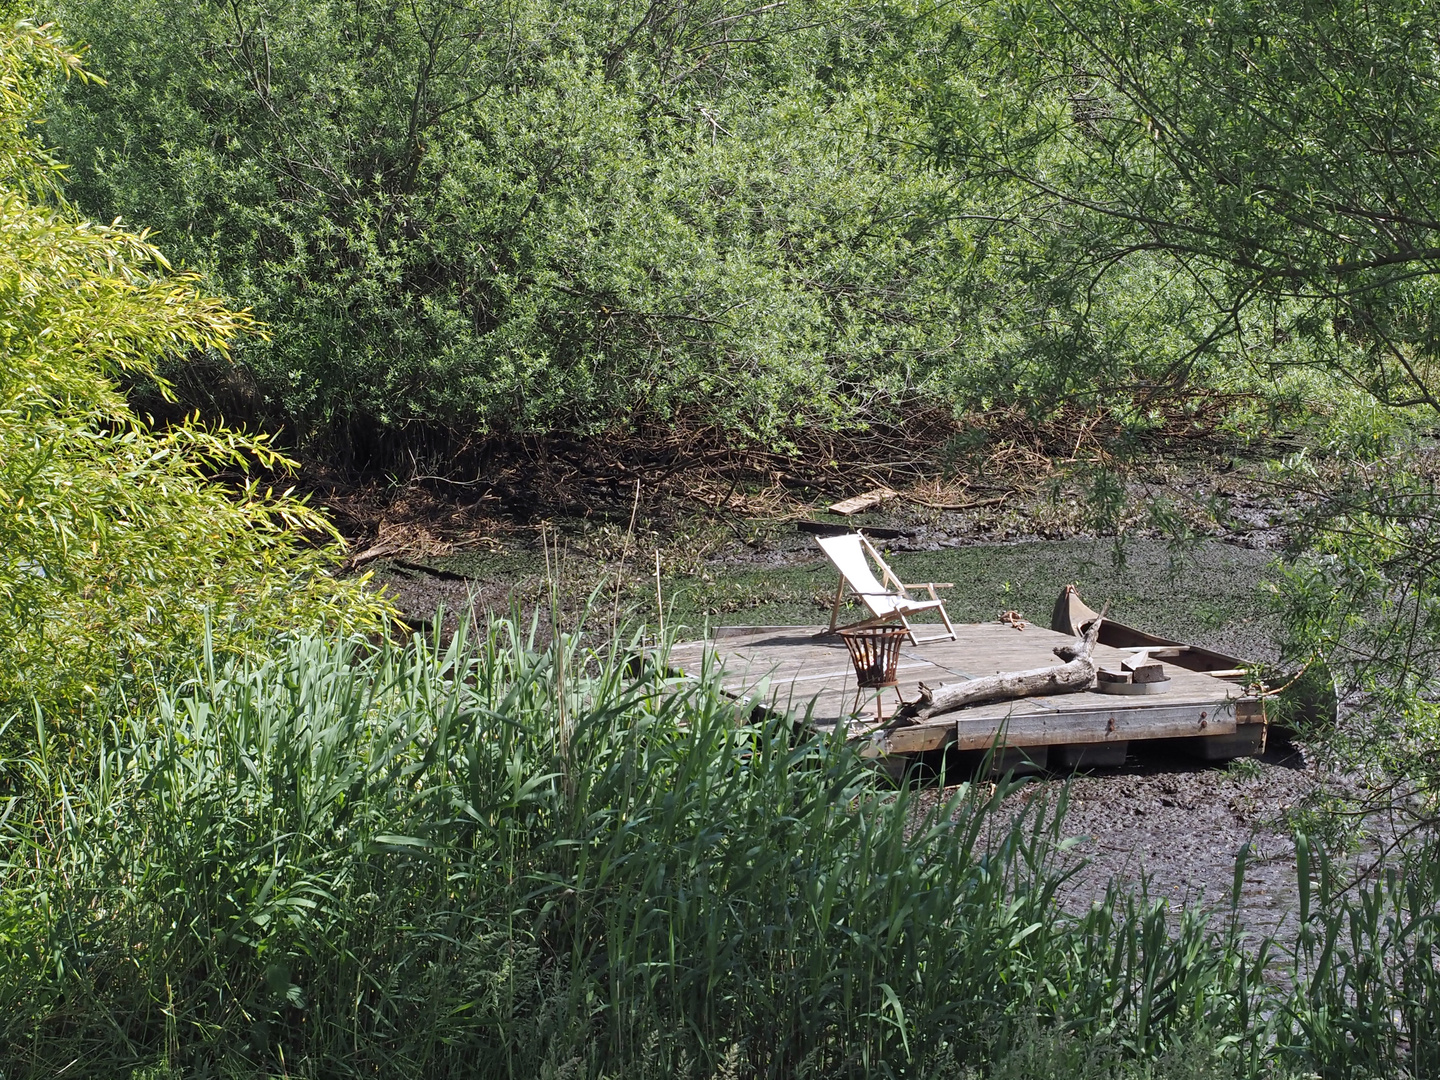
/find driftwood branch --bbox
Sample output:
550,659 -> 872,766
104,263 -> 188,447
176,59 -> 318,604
894,612 -> 1105,724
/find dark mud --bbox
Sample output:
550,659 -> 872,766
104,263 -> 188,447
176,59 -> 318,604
1043,745 -> 1314,936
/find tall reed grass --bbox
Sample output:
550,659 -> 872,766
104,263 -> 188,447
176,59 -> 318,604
0,618 -> 1436,1078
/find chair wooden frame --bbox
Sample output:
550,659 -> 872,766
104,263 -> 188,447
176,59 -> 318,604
815,531 -> 957,645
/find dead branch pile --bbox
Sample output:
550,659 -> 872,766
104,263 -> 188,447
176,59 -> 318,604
311,392 -> 1268,558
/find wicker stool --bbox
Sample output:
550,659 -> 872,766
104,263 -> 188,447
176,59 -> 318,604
837,625 -> 910,720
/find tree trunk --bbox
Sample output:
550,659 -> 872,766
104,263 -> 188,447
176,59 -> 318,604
895,615 -> 1103,723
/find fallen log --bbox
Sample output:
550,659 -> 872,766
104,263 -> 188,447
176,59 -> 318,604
894,613 -> 1104,723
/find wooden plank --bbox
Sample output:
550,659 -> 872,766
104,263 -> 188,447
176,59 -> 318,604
875,700 -> 1238,755
698,667 -> 1237,716
1181,723 -> 1266,760
937,673 -> 1240,718
711,625 -> 822,641
828,487 -> 898,515
1236,698 -> 1266,724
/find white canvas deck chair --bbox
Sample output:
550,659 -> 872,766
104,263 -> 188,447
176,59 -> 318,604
815,531 -> 957,645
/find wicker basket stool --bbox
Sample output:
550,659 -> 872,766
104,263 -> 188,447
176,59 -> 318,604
837,625 -> 910,720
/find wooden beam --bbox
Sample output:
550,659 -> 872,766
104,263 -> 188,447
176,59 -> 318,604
874,700 -> 1239,755
796,521 -> 912,540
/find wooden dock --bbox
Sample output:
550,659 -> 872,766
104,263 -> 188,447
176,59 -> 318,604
665,623 -> 1266,763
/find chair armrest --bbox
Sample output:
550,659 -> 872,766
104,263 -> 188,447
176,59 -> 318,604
901,582 -> 954,592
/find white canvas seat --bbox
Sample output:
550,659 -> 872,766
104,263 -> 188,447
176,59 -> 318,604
815,531 -> 957,644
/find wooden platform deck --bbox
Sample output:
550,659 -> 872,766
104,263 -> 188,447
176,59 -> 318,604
666,623 -> 1265,759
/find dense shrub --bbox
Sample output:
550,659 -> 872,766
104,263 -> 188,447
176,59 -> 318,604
45,1 -> 957,452
42,0 -> 1325,460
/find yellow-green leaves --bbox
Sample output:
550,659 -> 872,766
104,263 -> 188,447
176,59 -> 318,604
0,20 -> 389,722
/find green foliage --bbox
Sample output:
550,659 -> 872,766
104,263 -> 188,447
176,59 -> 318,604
928,0 -> 1440,419
43,0 -> 1439,455
1271,452 -> 1440,790
6,622 -> 1439,1078
0,20 -> 389,720
42,1 -> 960,450
0,3 -> 30,30
977,1024 -> 1244,1080
920,0 -> 1440,833
1282,835 -> 1440,1078
40,0 -> 1312,457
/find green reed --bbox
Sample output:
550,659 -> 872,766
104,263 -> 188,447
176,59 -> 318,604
0,615 -> 1435,1078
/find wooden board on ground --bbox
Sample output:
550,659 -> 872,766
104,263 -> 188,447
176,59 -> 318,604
828,487 -> 898,515
665,623 -> 1263,758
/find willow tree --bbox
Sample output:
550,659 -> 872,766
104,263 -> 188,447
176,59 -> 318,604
0,20 -> 388,723
929,0 -> 1440,814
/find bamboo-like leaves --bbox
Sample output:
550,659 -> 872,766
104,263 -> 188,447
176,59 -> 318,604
0,21 -> 390,725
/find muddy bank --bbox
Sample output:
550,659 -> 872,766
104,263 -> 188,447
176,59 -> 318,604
1042,745 -> 1313,937
336,431 -> 1297,640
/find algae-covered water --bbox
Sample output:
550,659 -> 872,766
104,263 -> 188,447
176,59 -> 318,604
665,538 -> 1279,659
395,536 -> 1281,661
